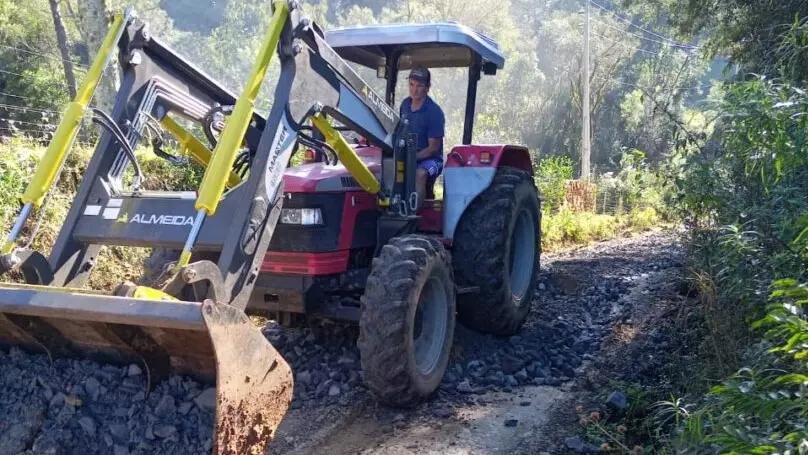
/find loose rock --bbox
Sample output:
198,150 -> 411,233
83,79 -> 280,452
565,435 -> 585,451
127,364 -> 142,376
153,424 -> 177,439
83,377 -> 100,401
155,395 -> 176,417
456,380 -> 474,394
108,423 -> 129,445
607,390 -> 629,410
433,407 -> 453,418
78,417 -> 97,436
194,388 -> 217,410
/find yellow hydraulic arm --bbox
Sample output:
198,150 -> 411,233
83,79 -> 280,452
1,8 -> 133,255
309,113 -> 381,195
159,115 -> 242,188
175,0 -> 289,268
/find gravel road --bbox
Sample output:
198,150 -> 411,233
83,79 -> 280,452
0,229 -> 684,454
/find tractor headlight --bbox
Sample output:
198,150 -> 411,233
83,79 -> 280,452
280,208 -> 323,225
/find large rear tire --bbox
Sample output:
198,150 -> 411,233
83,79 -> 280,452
358,235 -> 456,406
452,166 -> 541,336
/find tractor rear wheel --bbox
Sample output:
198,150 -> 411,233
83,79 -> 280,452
452,166 -> 541,336
358,235 -> 456,406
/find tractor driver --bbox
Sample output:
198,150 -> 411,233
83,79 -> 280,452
399,67 -> 445,209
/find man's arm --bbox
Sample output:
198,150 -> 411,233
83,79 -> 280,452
416,138 -> 442,160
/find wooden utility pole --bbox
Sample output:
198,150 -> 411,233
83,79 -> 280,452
581,0 -> 591,180
49,0 -> 78,99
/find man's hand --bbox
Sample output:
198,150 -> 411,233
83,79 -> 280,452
416,137 -> 442,161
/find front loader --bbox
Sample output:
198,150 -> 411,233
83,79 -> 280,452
0,1 -> 429,453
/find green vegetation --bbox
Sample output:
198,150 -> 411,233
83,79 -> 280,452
534,149 -> 669,251
656,77 -> 808,454
541,207 -> 661,251
536,155 -> 575,213
0,0 -> 709,177
0,0 -> 687,261
5,3 -> 808,453
574,1 -> 808,449
0,137 -> 205,288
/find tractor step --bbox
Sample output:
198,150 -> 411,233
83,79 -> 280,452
455,285 -> 480,294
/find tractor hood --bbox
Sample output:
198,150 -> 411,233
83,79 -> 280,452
281,146 -> 382,193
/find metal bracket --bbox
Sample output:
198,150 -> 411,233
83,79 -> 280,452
0,249 -> 55,285
164,260 -> 226,303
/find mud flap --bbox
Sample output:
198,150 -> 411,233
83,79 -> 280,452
0,283 -> 293,455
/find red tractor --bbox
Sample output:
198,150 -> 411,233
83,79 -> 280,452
0,7 -> 538,450
250,22 -> 542,405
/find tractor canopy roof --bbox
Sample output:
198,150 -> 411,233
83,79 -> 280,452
324,22 -> 505,75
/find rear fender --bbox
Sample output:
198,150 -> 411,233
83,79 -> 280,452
443,145 -> 533,241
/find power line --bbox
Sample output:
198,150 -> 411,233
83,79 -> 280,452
0,117 -> 54,128
591,15 -> 699,51
0,92 -> 77,108
593,76 -> 711,91
0,69 -> 33,78
0,103 -> 60,114
588,0 -> 699,50
0,126 -> 51,134
0,44 -> 89,69
0,69 -> 69,87
0,91 -> 34,100
592,32 -> 666,57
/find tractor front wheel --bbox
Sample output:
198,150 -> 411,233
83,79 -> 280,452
452,166 -> 541,336
358,235 -> 456,406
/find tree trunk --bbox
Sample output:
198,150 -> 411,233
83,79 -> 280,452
76,0 -> 119,110
49,0 -> 78,99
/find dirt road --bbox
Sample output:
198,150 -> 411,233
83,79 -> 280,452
0,229 -> 684,454
268,229 -> 684,455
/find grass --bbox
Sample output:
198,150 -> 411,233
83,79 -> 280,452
541,206 -> 664,252
0,137 -> 197,290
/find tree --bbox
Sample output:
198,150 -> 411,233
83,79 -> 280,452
621,0 -> 808,85
74,0 -> 119,110
48,0 -> 77,99
0,1 -> 74,130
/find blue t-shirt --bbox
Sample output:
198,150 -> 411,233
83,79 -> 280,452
399,96 -> 445,162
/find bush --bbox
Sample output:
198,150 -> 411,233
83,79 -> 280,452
656,77 -> 808,453
541,206 -> 660,251
595,148 -> 674,220
676,78 -> 808,362
669,268 -> 808,454
627,207 -> 659,231
535,154 -> 574,213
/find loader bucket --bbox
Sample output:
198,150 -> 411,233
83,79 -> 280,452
0,282 -> 293,455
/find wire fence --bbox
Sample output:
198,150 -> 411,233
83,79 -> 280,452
555,179 -> 645,216
594,185 -> 630,215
